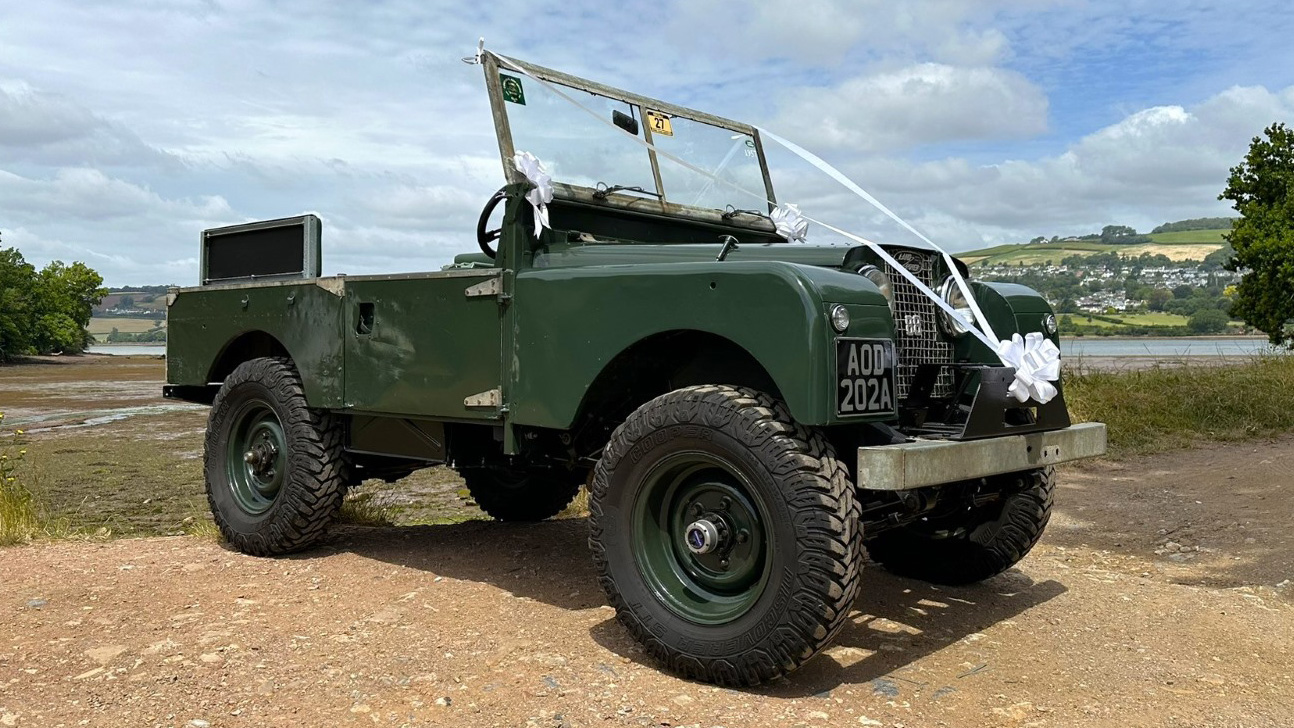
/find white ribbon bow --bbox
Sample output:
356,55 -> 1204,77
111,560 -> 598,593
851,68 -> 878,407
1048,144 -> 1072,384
995,332 -> 1062,404
769,203 -> 809,244
512,151 -> 553,236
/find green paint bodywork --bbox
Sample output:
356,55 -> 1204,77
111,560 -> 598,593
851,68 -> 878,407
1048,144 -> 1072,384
166,188 -> 1058,454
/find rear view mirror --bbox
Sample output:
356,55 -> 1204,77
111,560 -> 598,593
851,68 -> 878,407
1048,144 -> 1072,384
612,110 -> 639,136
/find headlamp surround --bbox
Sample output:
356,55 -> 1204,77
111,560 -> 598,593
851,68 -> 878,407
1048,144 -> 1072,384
856,264 -> 894,313
937,275 -> 976,338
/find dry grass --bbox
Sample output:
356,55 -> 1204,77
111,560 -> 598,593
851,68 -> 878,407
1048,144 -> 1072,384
1065,355 -> 1294,456
338,485 -> 398,526
0,413 -> 42,546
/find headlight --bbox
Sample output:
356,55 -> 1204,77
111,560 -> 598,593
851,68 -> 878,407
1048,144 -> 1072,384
856,265 -> 894,312
937,276 -> 976,337
1044,313 -> 1058,335
829,304 -> 850,333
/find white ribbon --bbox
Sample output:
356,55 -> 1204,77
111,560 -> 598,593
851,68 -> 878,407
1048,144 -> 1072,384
769,203 -> 809,243
995,332 -> 1061,404
512,151 -> 553,236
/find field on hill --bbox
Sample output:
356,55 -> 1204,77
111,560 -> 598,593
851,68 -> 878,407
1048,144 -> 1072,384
87,316 -> 166,340
961,230 -> 1228,266
1069,312 -> 1191,328
1148,228 -> 1230,244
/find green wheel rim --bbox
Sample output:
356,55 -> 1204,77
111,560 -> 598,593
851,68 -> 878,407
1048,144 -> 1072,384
225,400 -> 288,515
631,451 -> 772,625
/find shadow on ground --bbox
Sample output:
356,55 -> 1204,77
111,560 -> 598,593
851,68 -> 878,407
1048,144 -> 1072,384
325,518 -> 1066,695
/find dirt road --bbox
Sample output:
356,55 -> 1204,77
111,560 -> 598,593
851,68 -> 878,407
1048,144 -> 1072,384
3,357 -> 1294,727
2,437 -> 1292,728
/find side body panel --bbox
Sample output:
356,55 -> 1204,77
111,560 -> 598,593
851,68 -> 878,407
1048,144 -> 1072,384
166,281 -> 347,407
341,272 -> 503,420
509,260 -> 893,429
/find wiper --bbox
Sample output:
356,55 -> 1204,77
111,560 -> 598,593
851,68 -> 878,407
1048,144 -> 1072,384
593,182 -> 663,200
721,205 -> 769,221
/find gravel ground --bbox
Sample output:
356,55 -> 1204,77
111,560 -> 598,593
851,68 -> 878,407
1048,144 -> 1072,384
3,438 -> 1293,728
3,356 -> 1293,727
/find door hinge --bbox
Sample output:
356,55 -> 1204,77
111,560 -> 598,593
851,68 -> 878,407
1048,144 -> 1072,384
463,388 -> 502,408
464,277 -> 502,298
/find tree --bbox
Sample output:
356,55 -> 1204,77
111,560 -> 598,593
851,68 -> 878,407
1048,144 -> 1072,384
1147,288 -> 1172,311
0,245 -> 37,360
30,261 -> 107,354
1172,284 -> 1195,300
0,243 -> 107,361
1188,308 -> 1230,334
1219,122 -> 1294,347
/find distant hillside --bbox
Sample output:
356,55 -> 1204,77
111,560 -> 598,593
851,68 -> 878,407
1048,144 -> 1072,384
961,232 -> 1228,266
1150,217 -> 1236,234
93,288 -> 169,316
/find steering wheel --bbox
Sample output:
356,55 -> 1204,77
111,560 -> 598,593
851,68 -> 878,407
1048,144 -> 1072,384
476,187 -> 508,259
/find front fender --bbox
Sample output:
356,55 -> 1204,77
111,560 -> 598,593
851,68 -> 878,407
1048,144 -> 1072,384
954,281 -> 1059,361
511,261 -> 891,428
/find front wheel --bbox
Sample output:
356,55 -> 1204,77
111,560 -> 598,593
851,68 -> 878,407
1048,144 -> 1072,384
589,385 -> 863,686
204,357 -> 347,556
865,467 -> 1055,585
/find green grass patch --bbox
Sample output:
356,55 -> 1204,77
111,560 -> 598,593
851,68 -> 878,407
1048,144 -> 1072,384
1108,312 -> 1191,327
1147,229 -> 1230,244
1065,355 -> 1294,456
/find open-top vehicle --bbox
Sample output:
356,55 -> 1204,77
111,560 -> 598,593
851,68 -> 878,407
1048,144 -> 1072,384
165,50 -> 1106,685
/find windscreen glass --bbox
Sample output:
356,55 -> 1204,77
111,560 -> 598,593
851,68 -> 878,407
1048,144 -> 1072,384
498,69 -> 771,212
651,116 -> 766,212
503,77 -> 658,200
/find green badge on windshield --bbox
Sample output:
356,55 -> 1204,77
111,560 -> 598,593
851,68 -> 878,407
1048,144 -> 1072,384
500,74 -> 526,105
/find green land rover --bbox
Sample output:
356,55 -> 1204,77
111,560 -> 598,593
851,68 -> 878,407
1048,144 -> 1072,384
164,50 -> 1106,685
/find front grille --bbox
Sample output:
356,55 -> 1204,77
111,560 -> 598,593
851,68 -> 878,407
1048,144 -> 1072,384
883,252 -> 955,399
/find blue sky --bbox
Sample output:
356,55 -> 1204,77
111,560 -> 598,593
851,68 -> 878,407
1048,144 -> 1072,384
1,0 -> 1292,285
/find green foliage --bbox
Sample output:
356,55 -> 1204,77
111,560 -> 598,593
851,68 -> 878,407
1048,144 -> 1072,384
1100,224 -> 1152,244
1201,243 -> 1235,269
1151,217 -> 1237,234
0,244 -> 107,361
1187,308 -> 1231,334
1065,356 -> 1294,456
1220,122 -> 1294,347
105,327 -> 167,343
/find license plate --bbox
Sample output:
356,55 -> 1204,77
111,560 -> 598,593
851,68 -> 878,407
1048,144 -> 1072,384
836,338 -> 896,416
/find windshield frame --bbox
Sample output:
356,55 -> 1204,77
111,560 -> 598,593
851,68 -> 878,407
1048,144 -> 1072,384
482,52 -> 778,215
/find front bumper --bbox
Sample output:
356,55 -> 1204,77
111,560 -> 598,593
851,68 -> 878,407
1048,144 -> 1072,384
856,422 -> 1107,491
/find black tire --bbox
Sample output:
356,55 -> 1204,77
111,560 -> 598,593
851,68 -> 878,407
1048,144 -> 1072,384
865,467 -> 1055,586
204,357 -> 347,556
589,385 -> 863,686
462,468 -> 582,522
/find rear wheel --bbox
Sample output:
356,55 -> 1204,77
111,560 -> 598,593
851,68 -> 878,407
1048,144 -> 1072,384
204,357 -> 347,556
865,467 -> 1054,585
462,468 -> 582,522
589,385 -> 863,686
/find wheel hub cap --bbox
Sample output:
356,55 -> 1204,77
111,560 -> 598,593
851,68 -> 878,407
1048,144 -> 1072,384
684,517 -> 724,555
631,451 -> 772,625
225,401 -> 287,515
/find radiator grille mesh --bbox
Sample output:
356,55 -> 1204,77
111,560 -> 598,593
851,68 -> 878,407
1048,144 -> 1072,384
883,252 -> 956,399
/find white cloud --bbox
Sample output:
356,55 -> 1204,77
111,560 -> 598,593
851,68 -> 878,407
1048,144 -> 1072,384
773,63 -> 1048,151
0,81 -> 176,167
779,84 -> 1294,249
